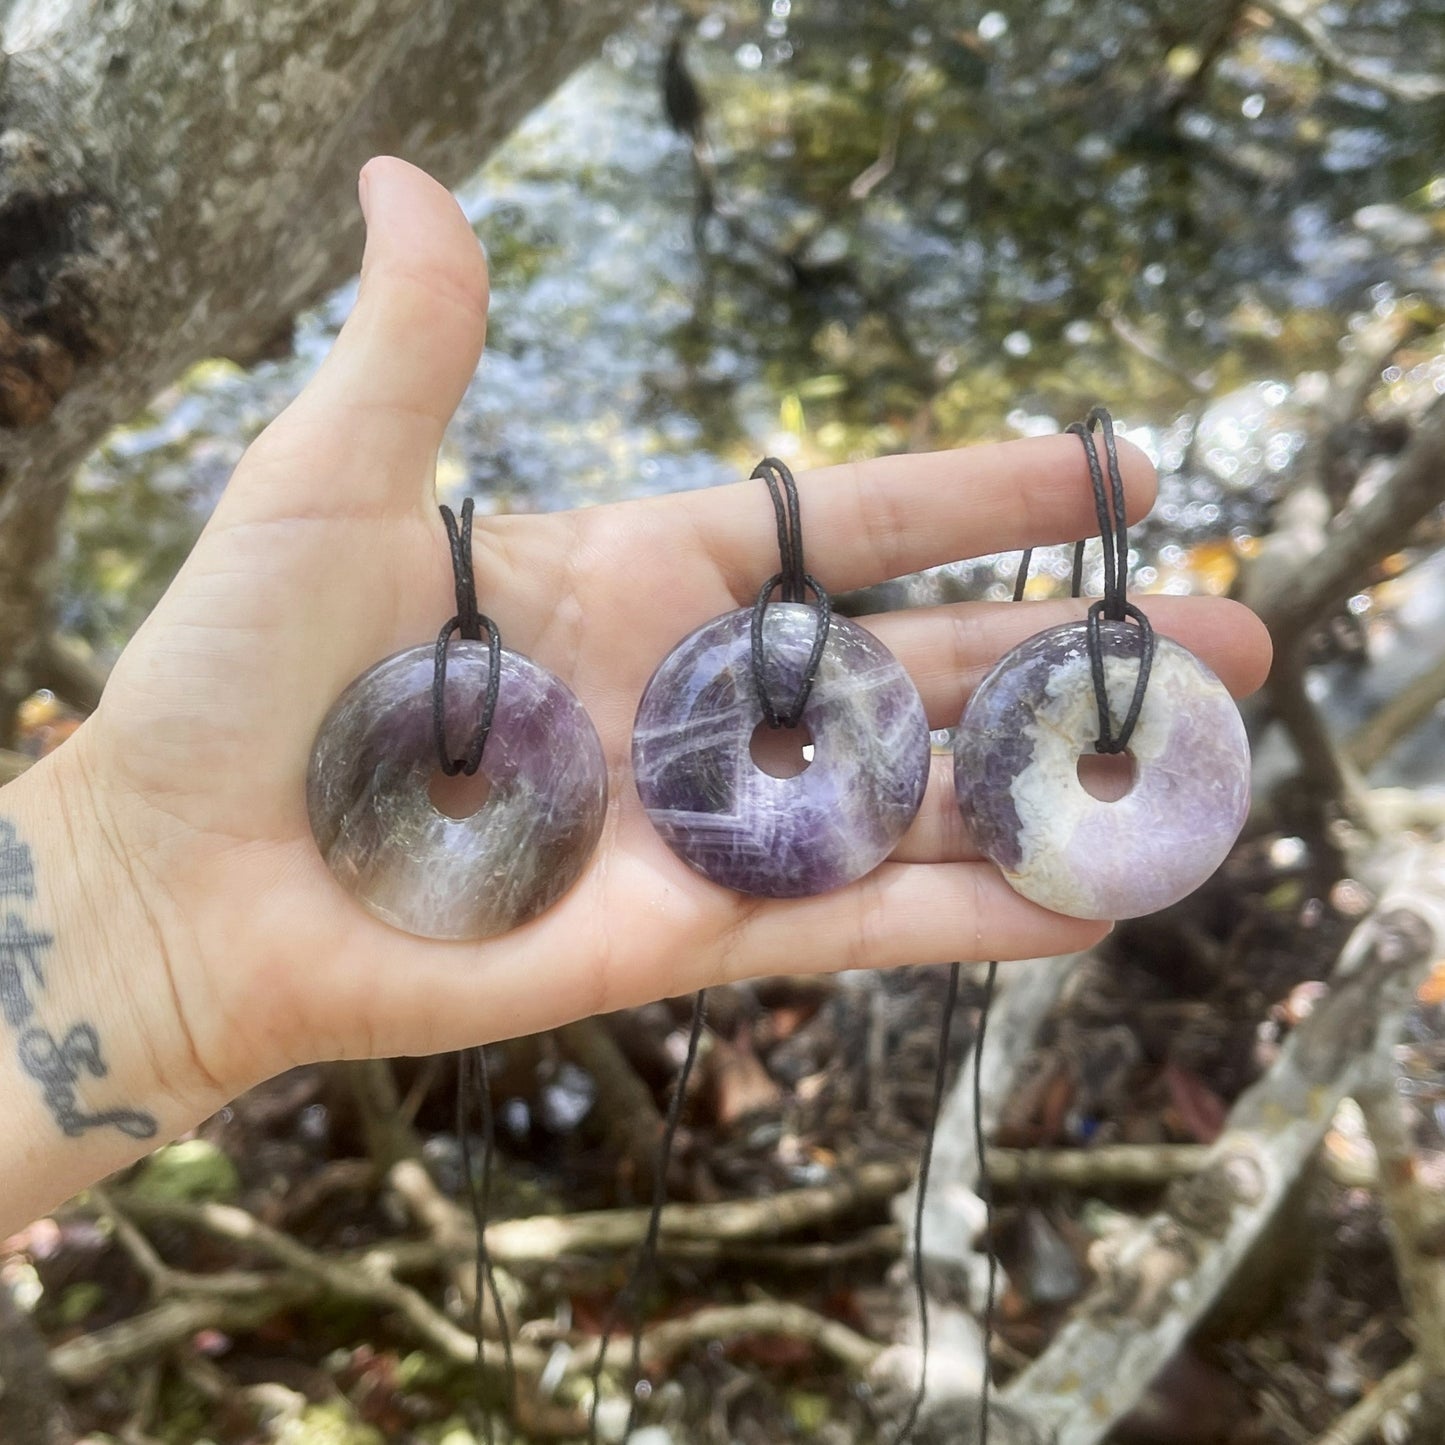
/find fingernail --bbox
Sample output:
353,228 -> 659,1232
358,163 -> 373,223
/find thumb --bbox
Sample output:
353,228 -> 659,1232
218,155 -> 489,528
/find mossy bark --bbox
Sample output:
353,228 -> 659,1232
0,0 -> 637,726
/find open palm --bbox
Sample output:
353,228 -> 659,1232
77,159 -> 1271,1106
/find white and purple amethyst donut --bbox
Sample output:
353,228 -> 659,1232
954,621 -> 1250,920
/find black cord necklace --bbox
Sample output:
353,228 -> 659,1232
435,498 -> 515,1444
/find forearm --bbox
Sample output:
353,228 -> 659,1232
0,748 -> 217,1235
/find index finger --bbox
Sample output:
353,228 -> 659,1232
667,433 -> 1158,600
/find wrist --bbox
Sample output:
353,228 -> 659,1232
0,737 -> 225,1233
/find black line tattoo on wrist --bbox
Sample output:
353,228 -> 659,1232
19,1024 -> 158,1139
1,913 -> 51,1026
0,815 -> 157,1140
0,820 -> 37,901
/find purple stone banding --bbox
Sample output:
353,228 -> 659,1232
307,642 -> 607,940
632,604 -> 930,897
954,621 -> 1251,920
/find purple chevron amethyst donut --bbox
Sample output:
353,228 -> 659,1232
633,604 -> 930,897
954,621 -> 1250,920
307,642 -> 607,940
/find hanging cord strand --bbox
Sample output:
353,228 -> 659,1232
456,1047 -> 516,1441
587,990 -> 710,1444
749,457 -> 830,729
901,525 -> 1074,1445
1063,409 -> 1156,755
894,960 -> 962,1443
433,498 -> 503,777
974,961 -> 1000,1445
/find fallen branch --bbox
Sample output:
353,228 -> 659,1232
999,841 -> 1445,1445
481,1159 -> 910,1264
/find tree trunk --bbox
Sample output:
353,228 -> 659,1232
0,0 -> 638,724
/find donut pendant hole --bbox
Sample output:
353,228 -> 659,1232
1076,749 -> 1136,803
749,718 -> 815,779
428,765 -> 494,820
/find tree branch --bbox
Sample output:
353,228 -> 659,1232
1244,392 -> 1445,659
1252,0 -> 1445,103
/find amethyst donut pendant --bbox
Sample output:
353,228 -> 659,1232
307,642 -> 607,940
633,604 -> 930,897
954,621 -> 1250,920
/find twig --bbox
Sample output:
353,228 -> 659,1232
634,1300 -> 881,1375
50,1291 -> 307,1386
570,1300 -> 882,1378
1308,1355 -> 1425,1445
1104,308 -> 1212,397
1252,0 -> 1445,103
342,1058 -> 422,1170
1355,1076 -> 1445,1381
988,1142 -> 1377,1191
1348,650 -> 1445,774
89,1185 -> 176,1293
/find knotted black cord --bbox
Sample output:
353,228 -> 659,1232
1064,409 -> 1156,755
749,458 -> 831,729
587,990 -> 710,1443
457,1046 -> 515,1441
433,499 -> 503,777
431,500 -> 514,1438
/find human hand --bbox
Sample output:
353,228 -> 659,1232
6,160 -> 1271,1196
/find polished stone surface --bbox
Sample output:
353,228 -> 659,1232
633,604 -> 930,896
308,642 -> 607,940
954,621 -> 1251,920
